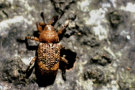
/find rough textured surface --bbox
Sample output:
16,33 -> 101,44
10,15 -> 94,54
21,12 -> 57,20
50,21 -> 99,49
0,0 -> 135,90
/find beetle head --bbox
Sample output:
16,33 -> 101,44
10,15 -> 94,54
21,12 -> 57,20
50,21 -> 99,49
38,12 -> 59,43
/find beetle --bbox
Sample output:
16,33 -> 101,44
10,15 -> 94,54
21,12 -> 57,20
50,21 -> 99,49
25,12 -> 70,77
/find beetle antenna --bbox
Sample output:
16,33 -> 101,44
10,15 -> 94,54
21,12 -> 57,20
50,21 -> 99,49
41,12 -> 45,23
48,16 -> 59,26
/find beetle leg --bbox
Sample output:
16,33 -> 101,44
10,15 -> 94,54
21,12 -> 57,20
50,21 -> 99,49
26,56 -> 37,72
39,22 -> 46,26
36,22 -> 46,32
61,55 -> 68,81
36,22 -> 43,32
25,36 -> 39,41
61,55 -> 68,64
57,20 -> 69,35
62,69 -> 66,81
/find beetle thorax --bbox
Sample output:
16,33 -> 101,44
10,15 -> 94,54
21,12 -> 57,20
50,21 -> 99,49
39,25 -> 59,43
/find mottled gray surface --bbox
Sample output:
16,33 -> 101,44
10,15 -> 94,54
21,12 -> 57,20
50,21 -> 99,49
0,0 -> 135,90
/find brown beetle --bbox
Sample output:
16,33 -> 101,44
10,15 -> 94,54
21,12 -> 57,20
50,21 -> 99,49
25,13 -> 70,78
